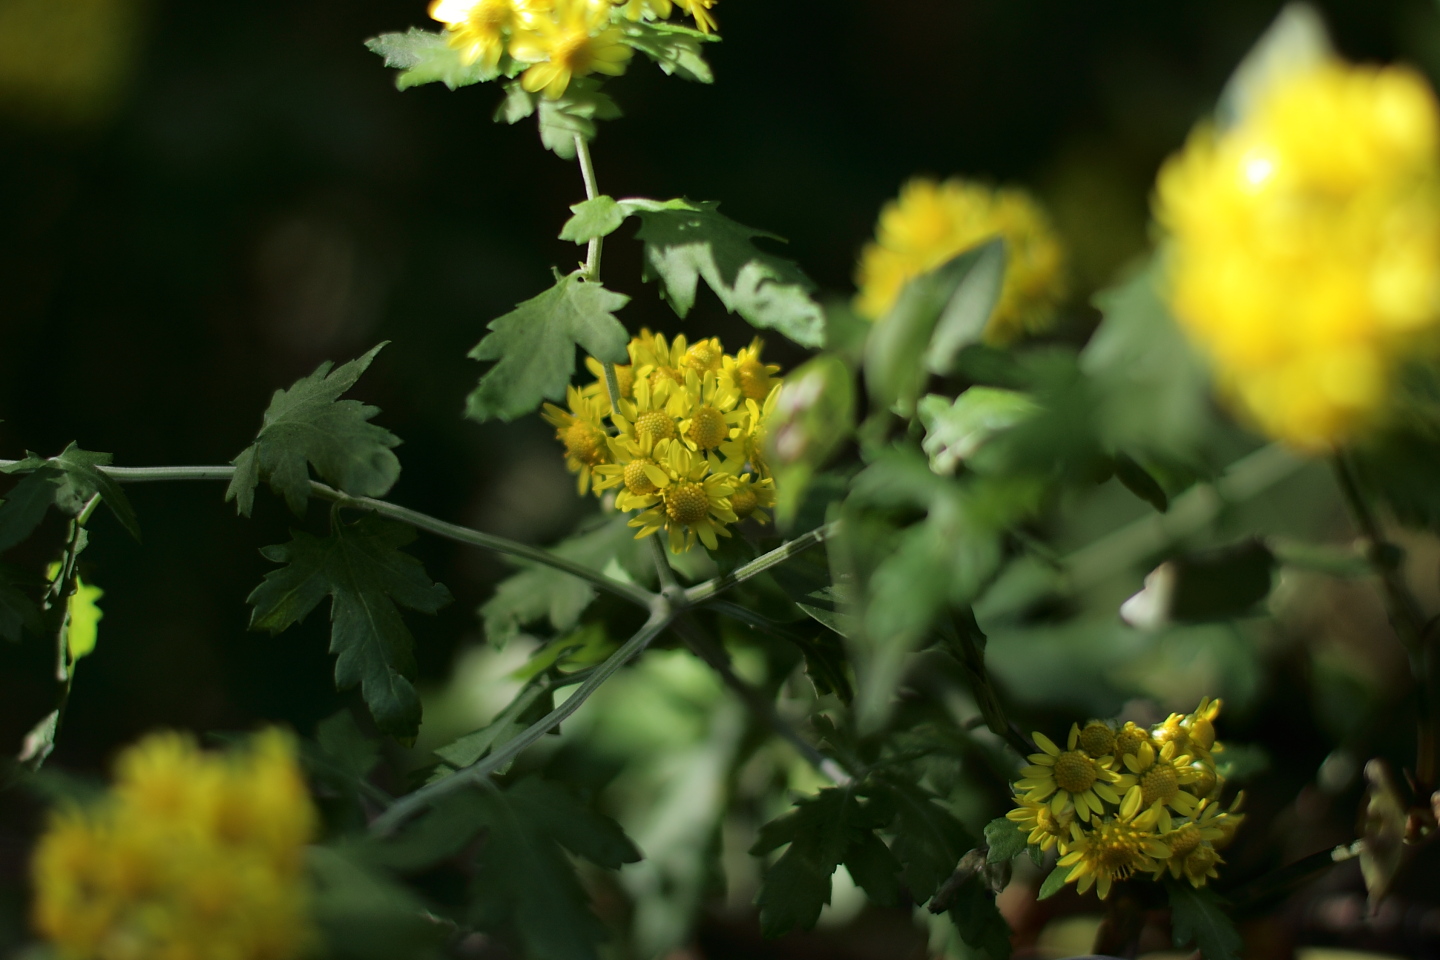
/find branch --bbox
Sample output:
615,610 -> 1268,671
683,521 -> 838,605
0,461 -> 656,611
574,134 -> 603,282
369,605 -> 673,835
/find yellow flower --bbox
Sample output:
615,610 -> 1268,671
1150,798 -> 1243,887
854,177 -> 1066,344
429,0 -> 520,70
1118,739 -> 1203,818
582,354 -> 634,404
673,0 -> 717,34
720,385 -> 780,481
721,337 -> 781,402
1154,59 -> 1440,450
1005,795 -> 1074,852
629,328 -> 690,390
628,440 -> 738,552
31,729 -> 316,960
1015,726 -> 1124,822
728,472 -> 776,524
614,0 -> 674,21
1056,800 -> 1172,899
542,384 -> 613,495
511,0 -> 633,100
675,369 -> 744,458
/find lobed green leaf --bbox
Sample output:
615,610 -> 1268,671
1169,882 -> 1243,960
365,28 -> 502,91
621,20 -> 716,83
983,816 -> 1027,864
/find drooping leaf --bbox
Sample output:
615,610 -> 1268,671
464,778 -> 640,960
620,20 -> 716,82
1168,882 -> 1243,960
751,787 -> 896,937
495,78 -> 622,159
983,816 -> 1027,864
1114,451 -> 1170,512
0,469 -> 62,552
868,778 -> 971,903
466,272 -> 630,423
227,343 -> 401,517
560,195 -> 627,244
247,515 -> 451,738
3,445 -> 140,540
918,388 -> 1039,477
365,28 -> 502,91
622,198 -> 825,347
481,515 -> 648,646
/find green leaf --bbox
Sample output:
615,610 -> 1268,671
1036,865 -> 1068,900
432,682 -> 550,771
946,876 -> 1013,960
313,710 -> 382,783
790,630 -> 854,702
4,445 -> 141,540
869,778 -> 971,903
495,78 -> 621,159
622,198 -> 825,348
247,515 -> 451,738
466,272 -> 630,423
983,816 -> 1027,864
865,240 -> 1003,417
924,238 -> 1007,375
0,469 -> 61,552
842,830 -> 904,907
465,778 -> 640,960
1168,883 -> 1242,960
481,515 -> 648,645
1114,452 -> 1170,512
308,848 -> 447,960
560,195 -> 626,244
0,566 -> 43,643
227,343 -> 401,517
1217,3 -> 1332,129
918,388 -> 1039,477
65,577 -> 103,660
364,28 -> 501,91
621,20 -> 716,83
765,354 -> 856,525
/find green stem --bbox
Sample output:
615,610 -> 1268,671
648,534 -> 683,603
574,134 -> 603,282
1331,453 -> 1438,793
370,605 -> 673,835
683,521 -> 838,606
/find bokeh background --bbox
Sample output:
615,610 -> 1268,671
3,0 -> 1440,957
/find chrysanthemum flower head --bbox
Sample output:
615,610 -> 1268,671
1016,726 -> 1124,822
628,440 -> 739,552
511,0 -> 633,99
1155,58 -> 1440,450
1006,794 -> 1074,851
854,177 -> 1067,344
542,384 -> 613,494
1119,739 -> 1202,817
1056,801 -> 1171,900
430,0 -> 522,70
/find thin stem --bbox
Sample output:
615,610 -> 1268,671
648,534 -> 683,602
0,461 -> 657,612
947,612 -> 1034,758
1227,840 -> 1360,916
574,134 -> 603,282
684,521 -> 838,606
671,614 -> 850,785
1331,453 -> 1438,792
371,606 -> 672,835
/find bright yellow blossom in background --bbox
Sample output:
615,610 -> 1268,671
556,331 -> 783,552
1002,699 -> 1245,899
854,177 -> 1067,345
1155,59 -> 1440,450
511,0 -> 633,100
31,728 -> 317,960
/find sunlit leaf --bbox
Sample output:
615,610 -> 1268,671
621,20 -> 716,82
365,28 -> 501,91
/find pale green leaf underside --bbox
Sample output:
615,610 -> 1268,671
365,28 -> 501,90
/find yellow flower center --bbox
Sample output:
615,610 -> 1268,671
731,488 -> 758,519
635,410 -> 675,444
551,28 -> 595,73
664,482 -> 709,526
1167,823 -> 1202,859
563,420 -> 607,465
737,358 -> 773,400
684,342 -> 722,373
1141,763 -> 1179,806
624,459 -> 659,495
1053,750 -> 1098,794
1115,726 -> 1148,756
1080,722 -> 1117,758
1087,819 -> 1151,877
687,406 -> 728,450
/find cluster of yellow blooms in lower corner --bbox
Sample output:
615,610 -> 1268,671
542,331 -> 781,553
31,728 -> 317,960
853,176 -> 1067,345
1005,699 -> 1245,900
428,0 -> 718,100
1154,58 -> 1440,451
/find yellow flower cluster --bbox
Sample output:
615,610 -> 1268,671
854,177 -> 1067,345
1005,699 -> 1244,899
542,331 -> 781,552
1155,59 -> 1440,450
31,729 -> 317,960
428,0 -> 718,99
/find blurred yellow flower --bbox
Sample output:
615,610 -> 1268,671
854,177 -> 1067,344
1155,60 -> 1440,450
429,0 -> 522,70
32,729 -> 316,960
511,0 -> 633,100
